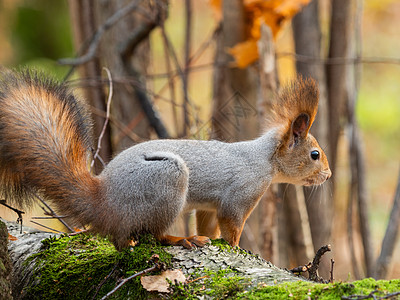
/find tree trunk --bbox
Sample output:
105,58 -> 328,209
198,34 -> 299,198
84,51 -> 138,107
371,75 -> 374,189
257,23 -> 279,262
292,0 -> 332,276
68,0 -> 113,170
327,0 -> 352,182
211,0 -> 260,251
94,0 -> 153,150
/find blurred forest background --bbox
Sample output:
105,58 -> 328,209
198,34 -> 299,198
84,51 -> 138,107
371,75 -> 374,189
0,0 -> 399,282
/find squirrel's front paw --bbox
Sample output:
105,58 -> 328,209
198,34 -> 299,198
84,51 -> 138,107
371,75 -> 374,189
186,235 -> 211,248
158,234 -> 211,249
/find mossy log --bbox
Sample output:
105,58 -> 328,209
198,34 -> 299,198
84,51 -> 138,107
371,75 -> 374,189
4,218 -> 400,299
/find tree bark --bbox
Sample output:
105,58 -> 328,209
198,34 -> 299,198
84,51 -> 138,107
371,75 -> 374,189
292,0 -> 332,276
95,0 -> 153,150
68,0 -> 113,170
211,0 -> 259,252
257,23 -> 279,262
326,0 -> 352,181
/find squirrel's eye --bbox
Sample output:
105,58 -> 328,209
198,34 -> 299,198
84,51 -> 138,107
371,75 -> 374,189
311,150 -> 320,160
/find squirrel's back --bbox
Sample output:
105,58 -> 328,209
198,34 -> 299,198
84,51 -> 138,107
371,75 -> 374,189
0,69 -> 98,222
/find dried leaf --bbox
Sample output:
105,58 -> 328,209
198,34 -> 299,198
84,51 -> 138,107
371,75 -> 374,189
8,233 -> 17,241
141,269 -> 186,293
228,39 -> 259,68
210,0 -> 312,68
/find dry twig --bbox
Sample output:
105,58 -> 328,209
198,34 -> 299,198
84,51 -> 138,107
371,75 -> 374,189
101,254 -> 164,300
91,68 -> 113,169
290,244 -> 332,283
33,193 -> 74,233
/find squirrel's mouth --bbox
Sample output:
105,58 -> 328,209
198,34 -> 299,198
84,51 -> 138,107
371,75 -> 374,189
303,169 -> 331,186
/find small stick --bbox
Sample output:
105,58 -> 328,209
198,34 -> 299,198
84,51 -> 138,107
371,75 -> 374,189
101,257 -> 163,300
91,264 -> 118,300
31,216 -> 67,219
32,193 -> 73,232
329,258 -> 335,283
30,220 -> 63,233
187,275 -> 209,284
91,67 -> 113,169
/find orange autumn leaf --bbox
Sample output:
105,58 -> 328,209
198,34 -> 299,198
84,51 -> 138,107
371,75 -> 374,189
228,39 -> 259,68
210,0 -> 311,68
73,227 -> 84,232
8,233 -> 18,241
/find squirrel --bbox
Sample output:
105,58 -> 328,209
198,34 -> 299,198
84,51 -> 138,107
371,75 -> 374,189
0,68 -> 331,250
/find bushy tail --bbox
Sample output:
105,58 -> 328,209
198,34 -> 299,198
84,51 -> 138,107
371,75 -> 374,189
0,69 -> 99,223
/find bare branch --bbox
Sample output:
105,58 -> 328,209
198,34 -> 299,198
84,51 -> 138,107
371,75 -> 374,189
278,52 -> 400,65
91,68 -> 113,169
30,220 -> 63,234
32,193 -> 74,233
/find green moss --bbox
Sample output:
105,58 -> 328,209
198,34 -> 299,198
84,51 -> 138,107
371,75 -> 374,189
211,238 -> 259,257
171,268 -> 248,299
238,278 -> 400,299
24,233 -> 172,300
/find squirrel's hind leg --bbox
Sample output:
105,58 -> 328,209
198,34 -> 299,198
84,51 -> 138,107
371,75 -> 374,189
196,210 -> 220,239
157,234 -> 211,249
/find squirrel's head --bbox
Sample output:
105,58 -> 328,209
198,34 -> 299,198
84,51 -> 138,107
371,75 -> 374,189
270,77 -> 331,186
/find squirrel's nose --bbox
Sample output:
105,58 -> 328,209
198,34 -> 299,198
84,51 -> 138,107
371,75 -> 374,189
325,169 -> 332,180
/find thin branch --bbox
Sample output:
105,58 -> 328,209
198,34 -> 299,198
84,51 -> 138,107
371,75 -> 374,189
59,0 -> 144,66
32,193 -> 74,233
31,216 -> 67,220
30,220 -> 63,234
278,52 -> 400,65
91,264 -> 119,300
330,259 -> 335,283
91,68 -> 113,169
101,255 -> 163,300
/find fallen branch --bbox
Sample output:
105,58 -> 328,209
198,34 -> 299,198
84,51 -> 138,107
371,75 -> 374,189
101,254 -> 164,300
290,244 -> 332,283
